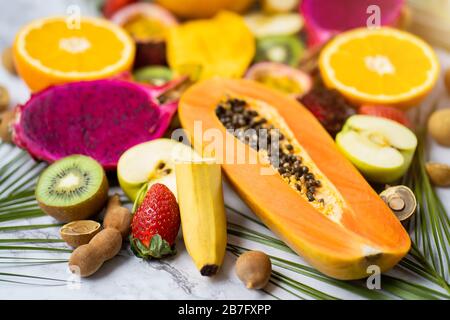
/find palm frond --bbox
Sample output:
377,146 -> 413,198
382,275 -> 449,300
0,272 -> 72,283
0,256 -> 68,260
405,131 -> 450,288
0,261 -> 67,267
228,245 -> 339,300
272,270 -> 339,300
0,238 -> 65,243
0,256 -> 69,267
227,215 -> 450,300
0,210 -> 46,222
0,223 -> 63,232
0,190 -> 35,205
0,245 -> 72,253
0,278 -> 67,287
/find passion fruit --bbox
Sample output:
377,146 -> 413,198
245,62 -> 312,96
111,2 -> 178,68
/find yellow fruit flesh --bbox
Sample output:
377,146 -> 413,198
175,160 -> 227,275
255,74 -> 303,94
123,15 -> 167,41
166,11 -> 255,80
319,27 -> 439,108
23,20 -> 128,73
13,17 -> 135,91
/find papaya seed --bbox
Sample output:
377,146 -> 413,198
216,97 -> 323,204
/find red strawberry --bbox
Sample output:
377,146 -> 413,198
130,183 -> 180,259
102,0 -> 137,18
358,105 -> 412,128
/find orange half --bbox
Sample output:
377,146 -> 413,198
13,16 -> 135,92
319,27 -> 439,109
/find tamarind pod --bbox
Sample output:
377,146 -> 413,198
69,228 -> 122,277
103,194 -> 132,238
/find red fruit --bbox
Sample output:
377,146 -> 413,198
130,183 -> 180,259
102,0 -> 137,18
299,85 -> 355,137
358,105 -> 412,128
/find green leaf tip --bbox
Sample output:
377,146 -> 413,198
130,234 -> 176,259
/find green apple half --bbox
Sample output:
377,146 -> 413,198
117,138 -> 200,202
336,115 -> 417,184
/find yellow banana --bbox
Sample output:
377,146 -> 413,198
175,159 -> 227,276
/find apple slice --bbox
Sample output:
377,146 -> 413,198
117,138 -> 199,202
336,115 -> 417,183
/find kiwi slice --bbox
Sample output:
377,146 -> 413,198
36,155 -> 108,222
255,35 -> 304,66
133,66 -> 173,86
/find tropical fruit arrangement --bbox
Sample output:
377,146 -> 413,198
1,0 -> 450,297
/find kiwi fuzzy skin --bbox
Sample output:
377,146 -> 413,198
37,174 -> 109,223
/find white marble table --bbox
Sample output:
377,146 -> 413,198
0,0 -> 449,300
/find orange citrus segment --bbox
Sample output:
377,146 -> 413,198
319,27 -> 439,109
13,17 -> 135,92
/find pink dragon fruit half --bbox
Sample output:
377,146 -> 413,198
13,79 -> 180,170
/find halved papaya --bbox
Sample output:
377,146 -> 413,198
178,78 -> 411,280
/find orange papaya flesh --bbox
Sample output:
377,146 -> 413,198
178,78 -> 411,280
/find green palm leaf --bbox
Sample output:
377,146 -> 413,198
403,127 -> 450,289
0,238 -> 65,243
0,279 -> 67,286
0,245 -> 71,253
0,128 -> 449,300
0,223 -> 63,232
228,224 -> 450,300
0,272 -> 72,283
